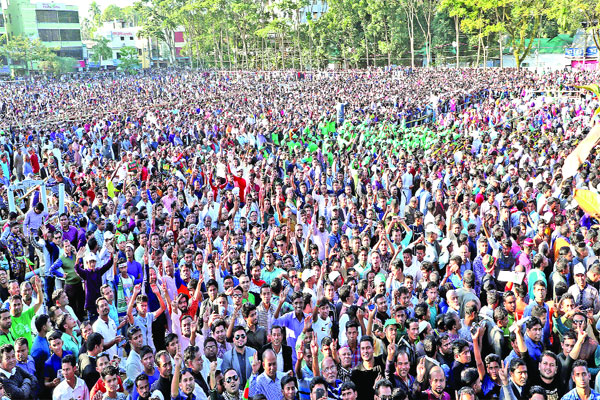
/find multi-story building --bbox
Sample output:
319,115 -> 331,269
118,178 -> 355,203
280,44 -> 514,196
1,0 -> 83,59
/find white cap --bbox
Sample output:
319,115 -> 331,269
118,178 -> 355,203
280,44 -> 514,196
104,231 -> 114,240
329,271 -> 341,283
441,238 -> 452,248
302,269 -> 316,282
574,263 -> 586,275
84,253 -> 97,263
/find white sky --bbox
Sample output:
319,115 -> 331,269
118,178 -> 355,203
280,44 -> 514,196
73,0 -> 135,18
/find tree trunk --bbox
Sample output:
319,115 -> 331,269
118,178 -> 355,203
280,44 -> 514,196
499,37 -> 503,69
455,16 -> 459,68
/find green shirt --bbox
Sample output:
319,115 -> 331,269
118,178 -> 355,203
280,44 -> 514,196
60,255 -> 80,285
0,330 -> 15,347
61,331 -> 81,358
11,306 -> 36,348
260,267 -> 285,285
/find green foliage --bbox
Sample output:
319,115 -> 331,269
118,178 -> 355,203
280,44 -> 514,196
118,46 -> 141,73
90,37 -> 112,63
0,35 -> 55,73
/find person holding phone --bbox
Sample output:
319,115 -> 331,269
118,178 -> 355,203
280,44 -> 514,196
309,376 -> 328,400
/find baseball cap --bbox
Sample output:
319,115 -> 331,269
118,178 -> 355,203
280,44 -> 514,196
104,231 -> 114,240
523,238 -> 534,247
574,263 -> 586,276
383,319 -> 399,329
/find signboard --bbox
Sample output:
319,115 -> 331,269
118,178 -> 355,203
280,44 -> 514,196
36,3 -> 67,10
111,32 -> 135,37
566,47 -> 599,58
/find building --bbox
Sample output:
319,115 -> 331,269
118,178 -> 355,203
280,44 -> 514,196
1,0 -> 83,60
86,20 -> 188,69
502,35 -> 573,71
565,29 -> 598,71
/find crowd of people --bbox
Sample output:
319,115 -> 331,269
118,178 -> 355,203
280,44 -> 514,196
0,66 -> 599,400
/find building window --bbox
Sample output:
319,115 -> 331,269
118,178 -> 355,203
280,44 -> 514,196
36,10 -> 58,23
38,29 -> 60,42
121,36 -> 125,41
0,17 -> 4,27
130,36 -> 133,41
57,11 -> 79,24
59,29 -> 81,42
56,47 -> 83,59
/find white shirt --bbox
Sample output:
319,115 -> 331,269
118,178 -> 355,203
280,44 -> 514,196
53,377 -> 90,400
312,316 -> 332,349
93,316 -> 118,359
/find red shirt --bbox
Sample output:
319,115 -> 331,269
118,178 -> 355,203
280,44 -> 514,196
89,375 -> 124,400
30,152 -> 40,173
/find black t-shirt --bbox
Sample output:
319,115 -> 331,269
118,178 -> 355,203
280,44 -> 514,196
530,376 -> 561,400
350,355 -> 386,399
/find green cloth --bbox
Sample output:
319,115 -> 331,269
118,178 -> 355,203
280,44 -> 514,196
11,306 -> 36,348
61,331 -> 82,358
60,255 -> 80,285
260,267 -> 285,285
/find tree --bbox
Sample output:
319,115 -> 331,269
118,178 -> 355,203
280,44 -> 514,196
0,35 -> 54,74
101,5 -> 125,22
90,37 -> 113,66
118,46 -> 141,73
39,56 -> 79,76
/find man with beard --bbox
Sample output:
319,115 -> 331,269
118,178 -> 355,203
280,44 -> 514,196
350,335 -> 385,399
416,364 -> 450,400
512,318 -> 563,400
151,350 -> 173,400
220,368 -> 244,400
134,375 -> 152,400
386,345 -> 420,397
92,297 -> 123,359
221,326 -> 256,388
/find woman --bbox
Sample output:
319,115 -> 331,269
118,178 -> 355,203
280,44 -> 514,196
56,313 -> 82,358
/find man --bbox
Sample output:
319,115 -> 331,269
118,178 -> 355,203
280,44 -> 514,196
274,292 -> 307,365
52,354 -> 89,400
448,339 -> 473,394
221,368 -> 244,400
350,335 -> 385,399
126,283 -> 166,352
416,365 -> 450,400
92,296 -> 123,359
240,302 -> 267,351
248,349 -> 286,400
568,263 -> 600,314
315,355 -> 339,397
89,353 -> 124,400
281,375 -> 298,400
260,325 -> 293,373
80,332 -> 104,390
126,326 -> 144,382
101,365 -> 125,400
499,358 -> 528,400
31,314 -> 51,388
171,352 -> 199,400
221,325 -> 256,388
561,360 -> 600,400
310,376 -> 329,400
340,382 -> 358,400
385,346 -> 418,398
183,344 -> 210,398
375,379 -> 393,400
150,350 -> 173,400
9,277 -> 44,348
44,330 -> 72,392
0,343 -> 38,400
134,374 -> 152,400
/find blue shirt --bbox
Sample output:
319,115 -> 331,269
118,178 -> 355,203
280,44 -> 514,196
16,355 -> 35,376
561,388 -> 600,400
273,311 -> 306,365
248,371 -> 286,400
44,350 -> 72,380
31,335 -> 50,376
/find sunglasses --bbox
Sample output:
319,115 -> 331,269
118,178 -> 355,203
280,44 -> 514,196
234,334 -> 246,340
225,375 -> 239,383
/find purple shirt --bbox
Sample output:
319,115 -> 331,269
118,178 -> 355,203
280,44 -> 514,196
127,260 -> 143,285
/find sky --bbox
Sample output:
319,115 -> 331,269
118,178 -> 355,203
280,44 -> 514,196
75,0 -> 135,18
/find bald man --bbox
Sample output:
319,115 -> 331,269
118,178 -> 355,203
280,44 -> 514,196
416,365 -> 451,400
248,349 -> 286,400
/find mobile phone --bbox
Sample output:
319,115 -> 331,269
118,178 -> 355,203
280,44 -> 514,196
315,388 -> 326,399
